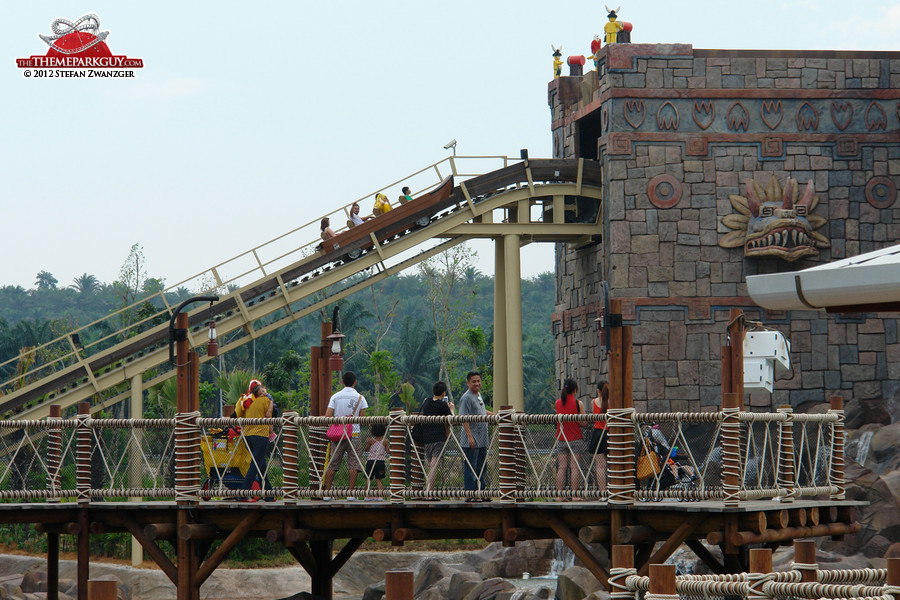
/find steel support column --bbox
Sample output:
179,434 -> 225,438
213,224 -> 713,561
503,234 -> 524,412
493,237 -> 508,405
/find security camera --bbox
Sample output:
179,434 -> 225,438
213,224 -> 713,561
443,139 -> 457,150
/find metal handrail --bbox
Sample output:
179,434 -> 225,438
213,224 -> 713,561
0,155 -> 512,393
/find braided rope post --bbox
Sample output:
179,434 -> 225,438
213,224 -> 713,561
389,409 -> 406,504
722,392 -> 741,508
749,548 -> 773,600
793,540 -> 818,584
829,395 -> 846,500
174,410 -> 202,503
76,402 -> 91,504
47,405 -> 62,503
498,407 -> 516,504
777,405 -> 795,502
282,411 -> 299,505
514,410 -> 526,499
607,407 -> 635,505
409,416 -> 425,493
309,423 -> 327,494
610,545 -> 637,600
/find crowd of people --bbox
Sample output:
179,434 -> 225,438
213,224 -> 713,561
229,371 -> 615,503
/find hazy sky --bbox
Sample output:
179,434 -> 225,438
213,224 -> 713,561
2,1 -> 899,291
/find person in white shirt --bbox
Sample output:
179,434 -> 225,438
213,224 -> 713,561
324,371 -> 368,499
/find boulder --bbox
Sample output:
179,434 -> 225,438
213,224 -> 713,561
519,586 -> 554,600
461,577 -> 515,600
870,422 -> 900,465
843,398 -> 893,430
447,571 -> 484,600
414,559 -> 459,597
362,580 -> 386,600
277,593 -> 326,600
19,569 -> 45,594
585,590 -> 612,600
556,566 -> 602,600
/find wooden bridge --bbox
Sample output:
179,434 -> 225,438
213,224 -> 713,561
0,157 -> 862,600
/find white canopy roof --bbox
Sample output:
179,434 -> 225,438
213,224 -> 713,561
745,244 -> 900,312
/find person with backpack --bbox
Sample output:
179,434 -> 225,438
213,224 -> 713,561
421,381 -> 454,499
234,379 -> 273,499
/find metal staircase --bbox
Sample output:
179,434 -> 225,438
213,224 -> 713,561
0,156 -> 603,420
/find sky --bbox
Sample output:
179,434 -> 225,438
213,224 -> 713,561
2,1 -> 899,292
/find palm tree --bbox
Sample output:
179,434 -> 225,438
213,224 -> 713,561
393,317 -> 439,399
34,271 -> 58,290
70,273 -> 100,294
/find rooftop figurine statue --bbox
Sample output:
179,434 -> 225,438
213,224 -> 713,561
552,45 -> 563,78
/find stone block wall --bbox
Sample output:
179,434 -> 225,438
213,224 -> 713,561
549,44 -> 900,411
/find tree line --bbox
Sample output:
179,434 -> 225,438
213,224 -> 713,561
0,244 -> 558,416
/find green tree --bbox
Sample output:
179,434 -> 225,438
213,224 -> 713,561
364,350 -> 400,413
418,243 -> 477,393
70,273 -> 100,294
463,326 -> 486,370
34,271 -> 58,290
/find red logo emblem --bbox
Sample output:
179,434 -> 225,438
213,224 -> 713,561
16,13 -> 143,71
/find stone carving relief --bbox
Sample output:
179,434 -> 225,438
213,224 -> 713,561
719,176 -> 830,262
656,101 -> 679,130
726,102 -> 749,132
692,100 -> 714,130
796,102 -> 819,131
830,101 -> 853,130
760,100 -> 783,130
623,99 -> 645,129
865,101 -> 887,131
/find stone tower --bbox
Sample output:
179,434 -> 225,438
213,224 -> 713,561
549,43 -> 900,411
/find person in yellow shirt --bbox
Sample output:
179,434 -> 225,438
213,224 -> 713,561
234,379 -> 273,499
373,193 -> 392,215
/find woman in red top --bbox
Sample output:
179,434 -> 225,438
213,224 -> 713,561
588,381 -> 609,494
555,379 -> 584,501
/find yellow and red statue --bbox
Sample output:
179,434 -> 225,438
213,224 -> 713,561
552,45 -> 563,78
604,6 -> 624,45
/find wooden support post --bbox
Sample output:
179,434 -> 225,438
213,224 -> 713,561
389,409 -> 406,504
637,514 -> 704,577
685,540 -> 725,574
777,405 -> 795,502
722,393 -> 741,509
75,402 -> 91,504
120,514 -> 178,584
578,526 -> 611,543
793,540 -> 817,583
829,396 -> 845,500
888,558 -> 900,600
385,569 -> 414,600
174,313 -> 200,600
77,507 -> 89,600
47,405 -> 61,600
649,564 -> 676,597
87,580 -> 117,600
144,523 -> 177,540
749,547 -> 772,572
310,346 -> 325,493
498,407 -> 516,504
610,545 -> 634,600
194,512 -> 261,586
310,540 -> 334,600
607,299 -> 634,543
47,532 -> 59,600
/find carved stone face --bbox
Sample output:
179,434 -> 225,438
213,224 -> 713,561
719,176 -> 830,262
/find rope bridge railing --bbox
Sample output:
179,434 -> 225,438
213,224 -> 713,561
610,542 -> 897,600
0,397 -> 845,505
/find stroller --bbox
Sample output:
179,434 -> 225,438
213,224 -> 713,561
200,427 -> 254,498
637,425 -> 698,492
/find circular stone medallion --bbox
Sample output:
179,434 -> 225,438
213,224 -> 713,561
865,176 -> 897,209
648,174 -> 682,209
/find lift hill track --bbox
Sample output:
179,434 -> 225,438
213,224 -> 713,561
0,156 -> 603,420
